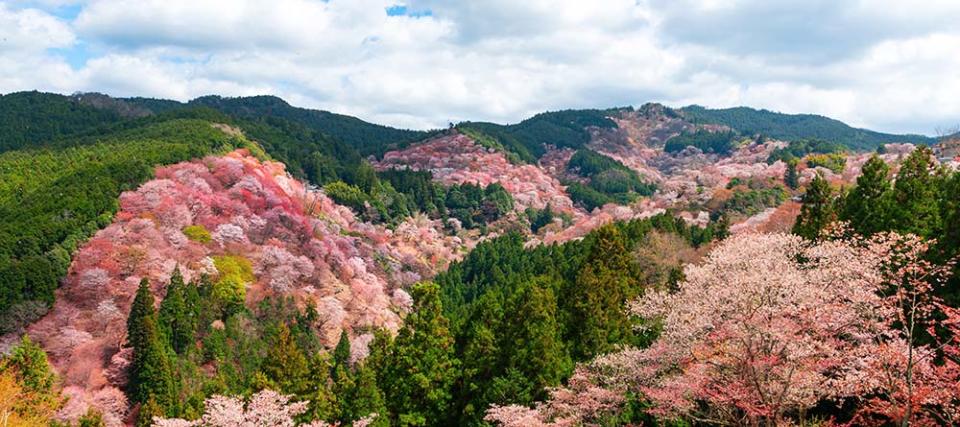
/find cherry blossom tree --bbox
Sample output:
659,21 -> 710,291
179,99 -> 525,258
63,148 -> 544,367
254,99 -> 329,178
152,390 -> 378,427
488,232 -> 959,426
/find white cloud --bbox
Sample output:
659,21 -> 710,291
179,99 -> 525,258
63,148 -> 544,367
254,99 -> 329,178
0,0 -> 957,135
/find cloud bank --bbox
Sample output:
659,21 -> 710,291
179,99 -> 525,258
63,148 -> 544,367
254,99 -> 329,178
1,0 -> 958,134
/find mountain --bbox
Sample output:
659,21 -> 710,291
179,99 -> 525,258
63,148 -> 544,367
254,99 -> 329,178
1,90 -> 955,427
679,104 -> 936,150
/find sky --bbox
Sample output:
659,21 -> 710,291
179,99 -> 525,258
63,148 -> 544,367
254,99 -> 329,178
1,0 -> 958,134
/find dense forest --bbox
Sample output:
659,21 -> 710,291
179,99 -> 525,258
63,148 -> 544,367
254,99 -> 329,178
563,149 -> 656,211
456,108 -> 622,162
680,105 -> 935,150
1,91 -> 958,427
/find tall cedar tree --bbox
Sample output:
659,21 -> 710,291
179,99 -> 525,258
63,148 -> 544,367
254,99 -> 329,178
158,268 -> 193,355
127,278 -> 155,356
345,363 -> 389,427
333,330 -> 351,369
792,173 -> 835,240
566,224 -> 641,359
131,308 -> 176,410
841,155 -> 892,236
260,324 -> 310,396
381,282 -> 459,426
891,145 -> 942,238
303,354 -> 337,422
503,280 -> 572,402
784,159 -> 800,190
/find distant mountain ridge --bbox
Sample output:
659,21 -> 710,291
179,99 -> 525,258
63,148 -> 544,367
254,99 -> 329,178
678,105 -> 936,150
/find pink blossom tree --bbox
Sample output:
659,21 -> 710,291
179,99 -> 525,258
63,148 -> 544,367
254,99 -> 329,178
488,232 -> 960,426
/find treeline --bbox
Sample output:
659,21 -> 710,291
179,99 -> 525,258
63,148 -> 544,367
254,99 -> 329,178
434,214 -> 727,425
117,214 -> 725,427
0,119 -> 259,333
664,129 -> 738,155
457,108 -> 622,162
680,105 -> 935,151
0,92 -> 127,153
793,145 -> 960,303
326,168 -> 515,229
563,149 -> 656,211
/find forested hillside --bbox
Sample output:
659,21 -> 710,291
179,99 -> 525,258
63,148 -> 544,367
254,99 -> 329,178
1,91 -> 957,427
680,105 -> 935,150
0,119 -> 260,333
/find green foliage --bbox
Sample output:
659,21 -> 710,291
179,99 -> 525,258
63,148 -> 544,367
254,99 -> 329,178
792,174 -> 836,240
719,184 -> 788,217
78,408 -> 105,427
211,255 -> 254,312
181,225 -> 212,244
839,155 -> 892,236
806,153 -> 847,174
664,130 -> 738,155
127,282 -> 177,410
564,149 -> 655,210
380,282 -> 459,426
766,138 -> 845,164
0,118 -> 253,326
784,159 -> 799,190
681,105 -> 934,151
457,108 -> 620,161
260,324 -> 310,396
566,224 -> 641,358
890,146 -> 942,238
183,95 -> 428,157
1,335 -> 57,395
0,92 -> 126,153
159,269 -> 196,355
435,214 -> 725,424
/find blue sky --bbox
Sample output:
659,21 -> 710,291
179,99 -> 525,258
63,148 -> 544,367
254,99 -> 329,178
1,0 -> 959,134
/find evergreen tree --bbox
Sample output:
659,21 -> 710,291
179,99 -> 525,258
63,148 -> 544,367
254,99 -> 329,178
333,330 -> 351,370
127,278 -> 155,353
840,155 -> 891,236
303,353 -> 337,422
891,145 -> 942,238
3,335 -> 56,395
381,282 -> 459,426
132,315 -> 176,409
126,278 -> 176,410
792,173 -> 835,240
503,280 -> 571,402
784,159 -> 800,190
566,224 -> 640,358
136,396 -> 164,427
158,268 -> 193,355
346,363 -> 389,427
260,324 -> 309,396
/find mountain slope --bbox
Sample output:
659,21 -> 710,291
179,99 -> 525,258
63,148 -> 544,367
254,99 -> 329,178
679,105 -> 935,150
0,119 -> 260,333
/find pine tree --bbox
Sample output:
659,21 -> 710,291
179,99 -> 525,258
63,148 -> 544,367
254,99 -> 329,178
792,173 -> 835,240
333,330 -> 351,370
3,335 -> 56,394
126,278 -> 175,409
784,159 -> 800,190
503,280 -> 571,402
303,353 -> 337,422
159,268 -> 193,355
133,316 -> 176,409
261,324 -> 309,396
381,282 -> 459,426
841,155 -> 892,236
127,278 -> 155,353
891,145 -> 942,238
136,395 -> 164,427
346,363 -> 389,427
566,224 -> 640,358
